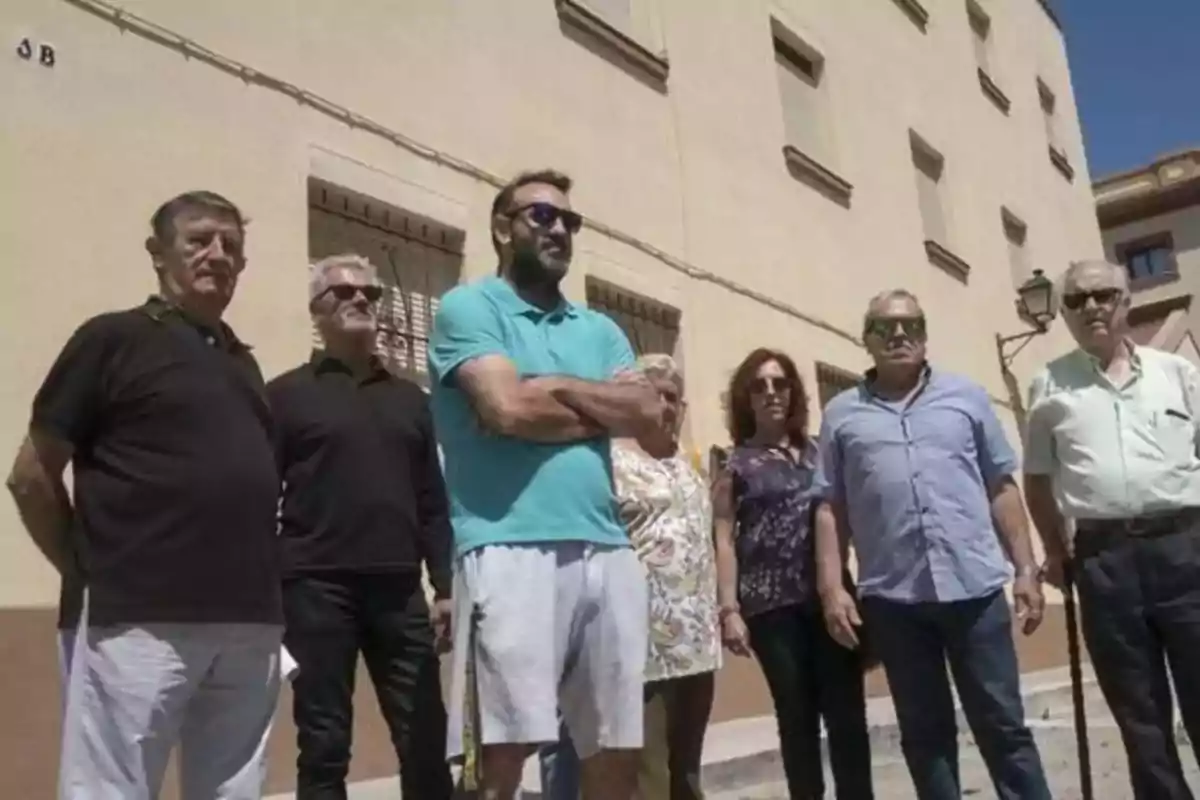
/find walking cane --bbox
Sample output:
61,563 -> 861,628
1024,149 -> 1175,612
1061,560 -> 1094,800
459,604 -> 484,797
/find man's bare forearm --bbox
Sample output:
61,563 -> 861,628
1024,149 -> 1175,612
814,502 -> 848,597
989,477 -> 1039,572
6,477 -> 74,575
1023,474 -> 1069,560
486,384 -> 604,442
544,377 -> 659,438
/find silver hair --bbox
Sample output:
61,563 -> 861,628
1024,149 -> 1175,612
309,253 -> 379,305
633,353 -> 684,392
863,288 -> 922,329
1061,259 -> 1129,293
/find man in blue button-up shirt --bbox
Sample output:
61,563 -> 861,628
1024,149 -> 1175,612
813,289 -> 1050,800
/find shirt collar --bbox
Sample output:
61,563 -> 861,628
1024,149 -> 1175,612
309,349 -> 390,379
1077,339 -> 1143,378
483,275 -> 579,319
140,295 -> 250,353
864,362 -> 933,396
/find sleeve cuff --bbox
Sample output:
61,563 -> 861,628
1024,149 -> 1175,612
429,567 -> 453,600
29,414 -> 78,447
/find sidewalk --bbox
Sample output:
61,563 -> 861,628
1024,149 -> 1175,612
270,664 -> 1173,799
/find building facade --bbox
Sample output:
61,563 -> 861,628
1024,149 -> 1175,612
1095,148 -> 1200,362
3,0 -> 1099,793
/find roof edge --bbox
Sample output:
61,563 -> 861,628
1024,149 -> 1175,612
1094,147 -> 1200,191
1036,0 -> 1063,32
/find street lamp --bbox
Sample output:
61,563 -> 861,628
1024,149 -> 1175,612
995,268 -> 1058,370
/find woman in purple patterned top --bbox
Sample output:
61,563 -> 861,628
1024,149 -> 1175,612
712,348 -> 873,800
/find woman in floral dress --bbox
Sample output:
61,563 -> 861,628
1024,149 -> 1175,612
711,348 -> 873,800
612,353 -> 721,800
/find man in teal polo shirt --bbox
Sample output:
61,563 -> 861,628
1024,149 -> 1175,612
430,169 -> 662,800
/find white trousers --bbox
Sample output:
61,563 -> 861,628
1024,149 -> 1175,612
59,620 -> 283,800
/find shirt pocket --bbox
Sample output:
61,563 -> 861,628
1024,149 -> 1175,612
1147,403 -> 1196,464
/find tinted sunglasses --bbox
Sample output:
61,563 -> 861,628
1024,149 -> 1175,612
510,202 -> 584,234
323,284 -> 383,303
750,376 -> 790,394
1061,288 -> 1121,311
864,316 -> 926,339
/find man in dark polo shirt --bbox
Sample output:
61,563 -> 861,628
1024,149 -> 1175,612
267,253 -> 454,800
6,190 -> 283,799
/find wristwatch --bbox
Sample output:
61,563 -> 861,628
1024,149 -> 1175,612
718,605 -> 740,621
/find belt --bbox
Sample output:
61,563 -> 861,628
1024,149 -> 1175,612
1076,508 -> 1200,538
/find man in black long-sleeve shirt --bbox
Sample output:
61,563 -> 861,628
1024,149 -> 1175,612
268,253 -> 454,800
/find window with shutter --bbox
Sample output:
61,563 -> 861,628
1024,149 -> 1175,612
307,180 -> 464,387
1037,79 -> 1059,151
773,27 -> 827,164
584,277 -> 681,358
911,138 -> 947,246
967,1 -> 991,75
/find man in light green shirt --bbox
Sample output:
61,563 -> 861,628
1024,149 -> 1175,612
1024,259 -> 1200,800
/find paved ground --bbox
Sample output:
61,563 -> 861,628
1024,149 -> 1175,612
715,669 -> 1200,800
276,666 -> 1200,799
719,724 -> 1199,799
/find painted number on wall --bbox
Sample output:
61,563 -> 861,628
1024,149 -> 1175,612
15,37 -> 56,67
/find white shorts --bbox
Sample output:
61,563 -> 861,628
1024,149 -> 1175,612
446,541 -> 648,762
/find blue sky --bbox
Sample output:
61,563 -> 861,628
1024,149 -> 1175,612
1058,0 -> 1199,179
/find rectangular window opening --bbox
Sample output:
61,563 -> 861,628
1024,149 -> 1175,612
307,179 -> 464,387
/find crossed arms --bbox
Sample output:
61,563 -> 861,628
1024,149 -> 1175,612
430,288 -> 662,443
454,354 -> 662,443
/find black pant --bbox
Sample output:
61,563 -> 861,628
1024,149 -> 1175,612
746,603 -> 874,800
1076,524 -> 1200,800
640,672 -> 716,800
862,591 -> 1050,800
283,572 -> 452,800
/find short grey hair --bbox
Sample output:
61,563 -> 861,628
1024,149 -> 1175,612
633,353 -> 684,393
863,288 -> 922,330
309,253 -> 379,305
1061,259 -> 1129,292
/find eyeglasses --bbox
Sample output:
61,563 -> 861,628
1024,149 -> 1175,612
1061,288 -> 1121,311
509,202 -> 584,234
750,376 -> 790,395
864,316 -> 926,339
323,284 -> 383,303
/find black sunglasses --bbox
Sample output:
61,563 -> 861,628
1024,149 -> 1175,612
323,284 -> 383,303
750,376 -> 790,394
509,202 -> 583,234
864,316 -> 926,339
1061,288 -> 1121,311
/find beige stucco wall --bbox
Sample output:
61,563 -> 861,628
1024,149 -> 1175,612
1,0 -> 1102,608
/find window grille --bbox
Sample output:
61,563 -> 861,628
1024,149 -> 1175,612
307,180 -> 463,386
585,277 -> 680,357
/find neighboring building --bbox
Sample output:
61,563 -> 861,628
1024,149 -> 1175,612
1095,148 -> 1200,364
4,0 -> 1099,793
